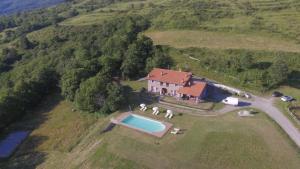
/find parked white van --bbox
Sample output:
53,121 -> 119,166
222,97 -> 239,106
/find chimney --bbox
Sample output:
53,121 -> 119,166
161,71 -> 164,76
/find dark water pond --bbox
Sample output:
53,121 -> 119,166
0,131 -> 29,158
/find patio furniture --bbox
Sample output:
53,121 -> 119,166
142,107 -> 147,111
152,107 -> 159,115
140,103 -> 147,111
165,110 -> 174,118
171,130 -> 179,135
140,103 -> 146,111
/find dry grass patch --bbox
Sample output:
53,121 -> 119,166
0,93 -> 98,169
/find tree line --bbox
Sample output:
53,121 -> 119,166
0,16 -> 171,129
183,48 -> 297,91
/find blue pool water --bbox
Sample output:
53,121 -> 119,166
121,114 -> 165,133
0,131 -> 29,158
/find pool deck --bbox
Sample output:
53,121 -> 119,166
112,112 -> 173,138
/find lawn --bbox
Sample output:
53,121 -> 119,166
122,80 -> 147,92
1,92 -> 300,168
145,30 -> 300,53
89,110 -> 300,169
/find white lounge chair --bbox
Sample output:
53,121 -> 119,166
142,107 -> 147,111
152,107 -> 159,115
166,110 -> 174,118
154,110 -> 160,115
173,128 -> 180,132
165,110 -> 172,118
171,130 -> 179,135
140,103 -> 146,111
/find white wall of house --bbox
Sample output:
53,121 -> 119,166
148,80 -> 182,96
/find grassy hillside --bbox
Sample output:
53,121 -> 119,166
57,0 -> 300,42
0,0 -> 65,15
145,30 -> 300,53
1,93 -> 300,169
1,0 -> 300,168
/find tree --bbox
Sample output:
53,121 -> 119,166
19,35 -> 32,49
121,35 -> 154,79
68,9 -> 79,17
268,58 -> 289,87
61,68 -> 91,101
0,62 -> 9,73
103,83 -> 125,113
1,48 -> 20,65
99,55 -> 122,77
146,46 -> 172,72
74,74 -> 109,112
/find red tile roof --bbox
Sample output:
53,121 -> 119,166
147,68 -> 192,85
178,82 -> 207,97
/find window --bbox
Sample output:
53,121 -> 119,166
166,83 -> 169,87
160,82 -> 163,85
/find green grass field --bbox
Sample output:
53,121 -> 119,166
122,80 -> 147,91
61,11 -> 118,26
145,30 -> 300,53
1,93 -> 300,169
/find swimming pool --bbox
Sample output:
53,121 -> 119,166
121,114 -> 166,133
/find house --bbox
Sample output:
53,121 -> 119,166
147,68 -> 208,103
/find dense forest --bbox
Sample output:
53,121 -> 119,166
0,14 -> 171,129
